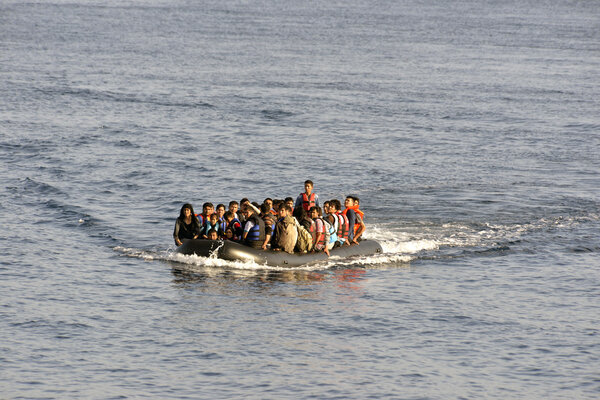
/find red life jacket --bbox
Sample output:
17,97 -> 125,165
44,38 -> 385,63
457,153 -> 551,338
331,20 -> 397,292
312,217 -> 326,248
307,219 -> 317,245
301,192 -> 316,212
336,212 -> 349,240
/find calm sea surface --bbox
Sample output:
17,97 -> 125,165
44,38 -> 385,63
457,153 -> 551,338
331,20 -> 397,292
1,0 -> 599,398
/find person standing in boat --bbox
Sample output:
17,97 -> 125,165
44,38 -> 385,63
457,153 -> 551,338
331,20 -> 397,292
242,205 -> 268,250
173,203 -> 201,246
294,180 -> 320,212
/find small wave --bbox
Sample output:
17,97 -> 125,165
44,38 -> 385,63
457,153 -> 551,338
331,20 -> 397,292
36,86 -> 214,109
116,211 -> 600,271
114,245 -> 396,271
260,109 -> 294,120
23,177 -> 64,196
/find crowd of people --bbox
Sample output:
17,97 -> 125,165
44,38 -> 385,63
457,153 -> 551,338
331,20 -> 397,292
173,180 -> 366,255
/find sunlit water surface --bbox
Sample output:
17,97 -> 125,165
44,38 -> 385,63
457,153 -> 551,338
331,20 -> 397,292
1,0 -> 599,398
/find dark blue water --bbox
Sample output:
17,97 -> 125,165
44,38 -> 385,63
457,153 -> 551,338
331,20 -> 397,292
1,0 -> 599,398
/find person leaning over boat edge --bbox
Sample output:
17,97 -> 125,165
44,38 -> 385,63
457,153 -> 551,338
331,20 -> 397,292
295,180 -> 320,212
173,203 -> 201,246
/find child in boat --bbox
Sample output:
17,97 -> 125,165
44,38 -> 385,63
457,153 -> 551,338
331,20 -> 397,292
202,212 -> 222,239
173,203 -> 201,246
294,180 -> 320,212
207,229 -> 219,240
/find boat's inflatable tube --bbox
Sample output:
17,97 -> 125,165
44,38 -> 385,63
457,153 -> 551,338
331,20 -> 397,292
176,239 -> 383,267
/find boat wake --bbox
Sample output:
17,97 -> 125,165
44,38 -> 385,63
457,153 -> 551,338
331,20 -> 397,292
114,213 -> 597,271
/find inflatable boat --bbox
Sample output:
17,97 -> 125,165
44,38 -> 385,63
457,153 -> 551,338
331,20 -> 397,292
176,239 -> 383,268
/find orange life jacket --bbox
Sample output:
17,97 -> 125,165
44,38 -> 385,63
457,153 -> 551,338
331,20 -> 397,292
342,206 -> 364,235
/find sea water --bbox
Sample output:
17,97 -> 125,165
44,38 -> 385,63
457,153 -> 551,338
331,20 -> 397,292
1,0 -> 599,398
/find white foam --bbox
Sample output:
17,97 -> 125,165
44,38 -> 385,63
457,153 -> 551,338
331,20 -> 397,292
115,214 -> 590,270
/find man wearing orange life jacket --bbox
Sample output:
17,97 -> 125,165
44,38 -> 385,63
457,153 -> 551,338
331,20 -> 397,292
294,180 -> 320,213
342,196 -> 365,245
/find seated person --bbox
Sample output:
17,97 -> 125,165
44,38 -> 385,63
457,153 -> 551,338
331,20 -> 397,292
224,211 -> 242,241
206,229 -> 219,241
293,206 -> 313,231
201,213 -> 222,239
343,196 -> 365,245
173,203 -> 201,246
329,199 -> 349,246
271,204 -> 297,254
216,203 -> 227,232
197,202 -> 214,226
309,206 -> 330,256
241,205 -> 268,250
284,197 -> 295,213
228,201 -> 240,220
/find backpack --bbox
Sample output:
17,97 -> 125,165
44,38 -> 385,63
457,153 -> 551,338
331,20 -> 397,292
295,221 -> 313,253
